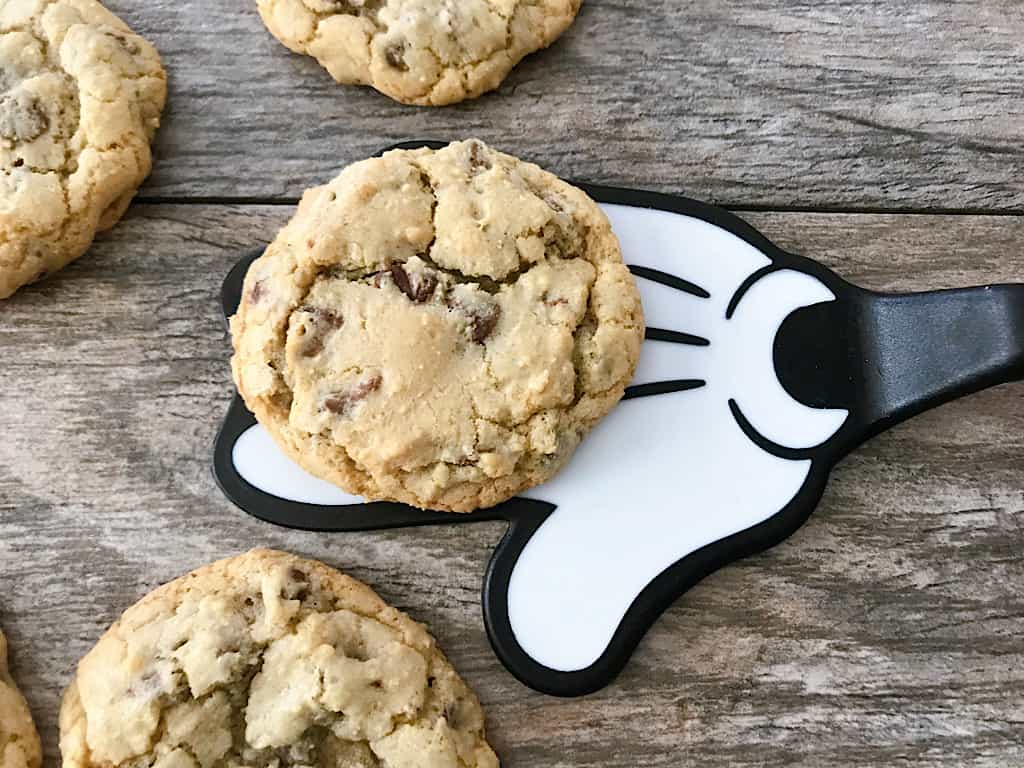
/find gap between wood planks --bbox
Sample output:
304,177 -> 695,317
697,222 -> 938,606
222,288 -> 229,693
134,196 -> 1024,218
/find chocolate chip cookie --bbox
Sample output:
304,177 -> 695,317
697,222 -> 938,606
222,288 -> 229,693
60,549 -> 499,768
231,140 -> 643,512
1,628 -> 42,768
256,0 -> 581,106
0,0 -> 166,299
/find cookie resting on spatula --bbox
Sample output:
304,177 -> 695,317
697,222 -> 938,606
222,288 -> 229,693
230,139 -> 644,513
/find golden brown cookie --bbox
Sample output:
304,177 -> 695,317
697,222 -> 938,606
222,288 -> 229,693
230,140 -> 643,512
256,0 -> 581,106
0,0 -> 166,299
60,549 -> 499,768
0,627 -> 42,768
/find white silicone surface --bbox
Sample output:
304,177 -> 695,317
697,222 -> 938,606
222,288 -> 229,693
233,424 -> 363,506
231,202 -> 849,673
508,205 -> 848,671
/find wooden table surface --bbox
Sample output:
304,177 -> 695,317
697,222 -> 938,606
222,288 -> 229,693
2,2 -> 1023,766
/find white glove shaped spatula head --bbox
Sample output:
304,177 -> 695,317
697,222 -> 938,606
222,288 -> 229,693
215,141 -> 1024,697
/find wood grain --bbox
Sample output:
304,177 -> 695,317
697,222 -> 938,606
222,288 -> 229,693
1,206 -> 1021,767
88,0 -> 1024,211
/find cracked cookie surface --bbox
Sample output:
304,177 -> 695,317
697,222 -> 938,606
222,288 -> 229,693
231,140 -> 643,513
1,628 -> 42,768
0,0 -> 166,299
255,0 -> 581,106
59,549 -> 499,768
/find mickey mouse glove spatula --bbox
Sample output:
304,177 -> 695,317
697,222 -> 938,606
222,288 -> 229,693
216,141 -> 1023,697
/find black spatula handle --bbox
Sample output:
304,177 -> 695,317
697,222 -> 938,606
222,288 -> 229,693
858,285 -> 1024,432
776,281 -> 1024,455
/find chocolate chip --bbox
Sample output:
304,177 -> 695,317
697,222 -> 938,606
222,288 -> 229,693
468,141 -> 492,173
390,264 -> 437,303
301,337 -> 325,358
469,304 -> 500,344
300,306 -> 343,330
324,373 -> 383,415
323,310 -> 344,329
0,92 -> 49,143
384,42 -> 408,71
297,306 -> 343,357
450,290 -> 501,343
248,278 -> 266,304
390,264 -> 412,296
289,568 -> 307,582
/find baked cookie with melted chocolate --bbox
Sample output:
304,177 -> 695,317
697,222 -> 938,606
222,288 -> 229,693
255,0 -> 582,106
230,140 -> 643,513
60,549 -> 499,768
0,0 -> 166,299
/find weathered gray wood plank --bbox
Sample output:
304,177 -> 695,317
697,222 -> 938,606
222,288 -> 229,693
95,0 -> 1024,210
0,205 -> 1021,767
